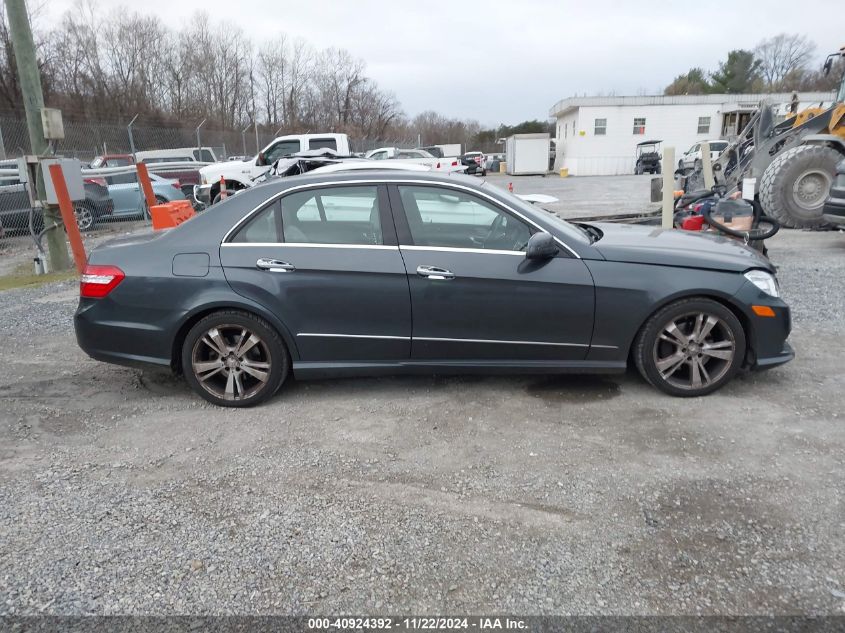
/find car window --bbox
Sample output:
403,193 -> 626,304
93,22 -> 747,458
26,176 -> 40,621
308,138 -> 338,151
280,185 -> 382,245
369,151 -> 387,160
264,140 -> 302,163
194,149 -> 215,162
106,173 -> 137,185
711,142 -> 728,151
231,200 -> 281,243
398,185 -> 532,252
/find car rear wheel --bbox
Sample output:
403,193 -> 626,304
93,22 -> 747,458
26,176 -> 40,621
73,203 -> 95,231
634,298 -> 746,397
182,310 -> 289,407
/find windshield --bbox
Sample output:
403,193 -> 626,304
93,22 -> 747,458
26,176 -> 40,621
481,181 -> 590,246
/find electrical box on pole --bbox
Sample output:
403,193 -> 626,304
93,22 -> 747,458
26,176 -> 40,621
40,108 -> 64,140
41,158 -> 84,203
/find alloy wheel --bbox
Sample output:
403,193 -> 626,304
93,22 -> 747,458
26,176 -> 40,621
652,311 -> 736,391
74,204 -> 94,231
191,324 -> 272,401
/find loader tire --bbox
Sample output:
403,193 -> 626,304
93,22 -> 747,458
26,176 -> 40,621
759,145 -> 842,229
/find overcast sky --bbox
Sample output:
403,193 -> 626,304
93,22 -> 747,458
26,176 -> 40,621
38,0 -> 843,126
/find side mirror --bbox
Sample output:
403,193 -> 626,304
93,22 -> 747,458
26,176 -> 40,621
525,232 -> 558,260
256,152 -> 266,166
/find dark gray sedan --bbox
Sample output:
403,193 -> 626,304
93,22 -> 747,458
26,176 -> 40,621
74,171 -> 793,407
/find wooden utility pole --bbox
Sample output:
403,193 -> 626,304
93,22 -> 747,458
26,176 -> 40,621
5,0 -> 70,270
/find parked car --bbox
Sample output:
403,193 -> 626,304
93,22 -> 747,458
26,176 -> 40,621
0,181 -> 113,233
135,147 -> 218,164
75,170 -> 792,407
88,172 -> 184,220
460,151 -> 487,176
679,140 -> 729,171
365,147 -> 466,173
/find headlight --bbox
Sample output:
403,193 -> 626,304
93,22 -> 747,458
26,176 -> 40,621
744,269 -> 780,297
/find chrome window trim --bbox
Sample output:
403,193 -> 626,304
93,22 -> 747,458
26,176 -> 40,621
400,245 -> 525,257
220,178 -> 581,258
222,243 -> 399,250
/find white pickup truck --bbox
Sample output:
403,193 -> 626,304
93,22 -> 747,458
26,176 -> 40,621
196,133 -> 351,204
364,147 -> 465,173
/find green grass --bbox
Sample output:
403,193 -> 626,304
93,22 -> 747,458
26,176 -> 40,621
0,267 -> 78,291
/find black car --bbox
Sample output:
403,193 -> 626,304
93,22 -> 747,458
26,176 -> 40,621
0,181 -> 113,234
460,152 -> 487,176
74,170 -> 792,407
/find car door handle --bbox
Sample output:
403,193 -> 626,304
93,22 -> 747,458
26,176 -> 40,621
416,265 -> 454,280
256,258 -> 295,272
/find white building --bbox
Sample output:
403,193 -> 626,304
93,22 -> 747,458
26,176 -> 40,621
549,92 -> 837,176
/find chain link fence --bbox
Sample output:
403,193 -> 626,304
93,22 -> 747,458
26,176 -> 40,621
0,113 -> 439,246
0,114 -> 419,162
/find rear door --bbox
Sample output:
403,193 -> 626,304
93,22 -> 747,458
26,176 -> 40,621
389,183 -> 595,361
220,183 -> 411,362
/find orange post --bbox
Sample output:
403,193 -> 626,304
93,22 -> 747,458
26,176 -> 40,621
48,163 -> 87,274
136,162 -> 157,210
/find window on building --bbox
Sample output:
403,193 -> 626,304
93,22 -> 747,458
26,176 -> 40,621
697,116 -> 711,134
594,118 -> 607,135
632,117 -> 646,135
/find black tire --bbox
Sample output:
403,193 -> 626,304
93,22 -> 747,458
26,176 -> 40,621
759,144 -> 842,229
73,202 -> 96,232
181,310 -> 289,407
633,297 -> 746,397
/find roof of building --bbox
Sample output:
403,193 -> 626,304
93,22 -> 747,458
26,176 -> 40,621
549,92 -> 837,118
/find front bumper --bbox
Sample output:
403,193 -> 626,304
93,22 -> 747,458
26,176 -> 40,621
193,184 -> 213,206
732,281 -> 793,371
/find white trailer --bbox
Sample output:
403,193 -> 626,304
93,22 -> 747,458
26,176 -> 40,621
505,133 -> 550,175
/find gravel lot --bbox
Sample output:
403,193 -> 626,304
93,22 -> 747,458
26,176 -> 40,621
1,177 -> 844,616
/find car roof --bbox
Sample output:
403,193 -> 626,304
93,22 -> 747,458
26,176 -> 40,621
636,140 -> 662,146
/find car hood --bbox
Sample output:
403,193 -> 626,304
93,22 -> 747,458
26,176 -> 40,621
587,222 -> 773,273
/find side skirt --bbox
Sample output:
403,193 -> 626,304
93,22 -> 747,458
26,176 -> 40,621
292,360 -> 627,380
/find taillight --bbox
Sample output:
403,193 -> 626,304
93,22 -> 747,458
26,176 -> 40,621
451,160 -> 458,166
436,162 -> 441,169
172,179 -> 181,189
85,177 -> 107,187
80,264 -> 125,298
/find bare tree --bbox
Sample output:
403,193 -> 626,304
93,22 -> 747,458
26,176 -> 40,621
755,34 -> 817,89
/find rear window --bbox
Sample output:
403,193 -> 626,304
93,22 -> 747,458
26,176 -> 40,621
231,200 -> 281,243
308,138 -> 338,151
194,149 -> 215,162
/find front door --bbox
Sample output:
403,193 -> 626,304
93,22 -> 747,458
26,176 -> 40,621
220,184 -> 411,362
389,184 -> 595,361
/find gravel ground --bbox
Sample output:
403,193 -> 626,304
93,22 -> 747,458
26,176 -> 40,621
1,199 -> 844,615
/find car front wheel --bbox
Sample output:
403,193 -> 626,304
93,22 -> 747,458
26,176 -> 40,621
634,298 -> 746,397
181,310 -> 289,407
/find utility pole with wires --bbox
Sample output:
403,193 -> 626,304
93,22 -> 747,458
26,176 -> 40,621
5,0 -> 70,271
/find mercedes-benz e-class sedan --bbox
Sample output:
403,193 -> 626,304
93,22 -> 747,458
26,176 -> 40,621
74,171 -> 793,407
